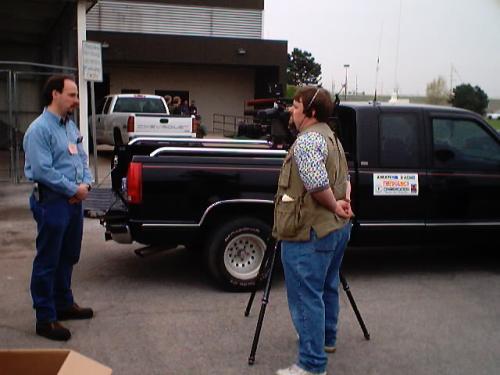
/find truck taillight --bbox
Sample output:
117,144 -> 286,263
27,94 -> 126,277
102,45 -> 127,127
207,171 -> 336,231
126,162 -> 142,204
127,116 -> 135,133
192,115 -> 200,135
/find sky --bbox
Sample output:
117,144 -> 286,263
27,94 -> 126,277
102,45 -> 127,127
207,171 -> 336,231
263,0 -> 500,98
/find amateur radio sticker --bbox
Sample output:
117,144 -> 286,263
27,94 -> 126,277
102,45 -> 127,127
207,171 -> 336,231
373,173 -> 419,196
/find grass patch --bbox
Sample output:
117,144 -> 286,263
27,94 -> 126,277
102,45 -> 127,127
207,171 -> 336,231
486,119 -> 500,131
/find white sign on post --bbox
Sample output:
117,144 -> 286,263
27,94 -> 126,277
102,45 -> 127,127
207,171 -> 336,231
83,40 -> 103,184
82,41 -> 103,82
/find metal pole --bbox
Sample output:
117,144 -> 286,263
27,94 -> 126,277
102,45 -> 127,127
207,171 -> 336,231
90,81 -> 98,183
77,0 -> 89,156
449,64 -> 453,97
0,60 -> 77,72
7,70 -> 15,183
343,64 -> 350,101
13,72 -> 19,183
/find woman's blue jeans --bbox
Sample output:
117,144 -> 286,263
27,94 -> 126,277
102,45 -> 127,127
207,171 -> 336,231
281,222 -> 351,374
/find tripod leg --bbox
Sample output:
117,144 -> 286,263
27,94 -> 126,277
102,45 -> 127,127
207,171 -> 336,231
248,242 -> 278,365
245,240 -> 275,317
339,272 -> 370,340
244,290 -> 257,317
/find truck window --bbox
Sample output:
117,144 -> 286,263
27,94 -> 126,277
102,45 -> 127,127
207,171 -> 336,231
102,97 -> 112,114
432,118 -> 500,171
379,113 -> 419,168
113,98 -> 167,114
96,98 -> 106,114
334,107 -> 356,161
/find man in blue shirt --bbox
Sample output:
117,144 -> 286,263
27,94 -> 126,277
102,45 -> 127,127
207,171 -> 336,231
24,75 -> 94,341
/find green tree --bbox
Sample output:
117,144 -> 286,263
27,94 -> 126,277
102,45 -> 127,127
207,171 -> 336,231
426,76 -> 448,105
287,48 -> 322,86
450,84 -> 489,115
286,84 -> 297,98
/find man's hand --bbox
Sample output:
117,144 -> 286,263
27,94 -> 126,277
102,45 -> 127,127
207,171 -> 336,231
334,199 -> 353,219
74,183 -> 90,201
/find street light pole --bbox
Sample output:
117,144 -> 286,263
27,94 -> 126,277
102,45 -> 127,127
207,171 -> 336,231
343,64 -> 350,100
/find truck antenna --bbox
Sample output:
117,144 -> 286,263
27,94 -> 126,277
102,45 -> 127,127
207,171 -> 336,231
373,22 -> 383,103
393,0 -> 402,97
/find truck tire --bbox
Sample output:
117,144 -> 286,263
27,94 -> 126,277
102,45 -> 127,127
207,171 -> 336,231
205,217 -> 271,291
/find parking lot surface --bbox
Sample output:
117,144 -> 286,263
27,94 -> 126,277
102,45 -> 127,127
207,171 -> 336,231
1,173 -> 499,375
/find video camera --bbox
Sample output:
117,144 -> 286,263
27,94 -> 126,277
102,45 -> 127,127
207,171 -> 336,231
256,91 -> 344,150
254,100 -> 296,148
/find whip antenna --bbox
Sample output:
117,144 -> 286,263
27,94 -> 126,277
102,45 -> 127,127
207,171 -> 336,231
374,22 -> 383,102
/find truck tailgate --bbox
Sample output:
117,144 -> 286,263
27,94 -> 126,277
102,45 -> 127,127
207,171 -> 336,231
133,114 -> 193,136
83,188 -> 126,218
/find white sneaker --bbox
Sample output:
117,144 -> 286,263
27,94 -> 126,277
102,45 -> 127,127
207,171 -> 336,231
276,364 -> 327,375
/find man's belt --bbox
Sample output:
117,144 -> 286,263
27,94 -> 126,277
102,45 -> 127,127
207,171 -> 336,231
33,183 -> 66,203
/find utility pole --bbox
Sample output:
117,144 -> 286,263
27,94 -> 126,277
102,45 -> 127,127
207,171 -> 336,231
394,0 -> 402,97
344,64 -> 350,100
450,64 -> 454,97
449,64 -> 462,97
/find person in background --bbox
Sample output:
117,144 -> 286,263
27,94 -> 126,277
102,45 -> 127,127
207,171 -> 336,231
164,95 -> 173,113
180,99 -> 190,116
273,86 -> 353,375
171,96 -> 181,115
23,75 -> 94,341
189,100 -> 198,115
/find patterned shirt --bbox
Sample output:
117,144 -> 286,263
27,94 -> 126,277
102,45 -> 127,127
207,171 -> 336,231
293,131 -> 329,192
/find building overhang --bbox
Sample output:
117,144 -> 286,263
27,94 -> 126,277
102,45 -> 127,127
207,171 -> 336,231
125,0 -> 264,10
0,0 -> 96,46
87,30 -> 287,80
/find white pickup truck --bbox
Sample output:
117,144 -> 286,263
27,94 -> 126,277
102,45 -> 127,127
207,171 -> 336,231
91,94 -> 195,145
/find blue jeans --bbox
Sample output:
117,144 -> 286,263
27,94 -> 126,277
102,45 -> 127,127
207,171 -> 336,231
29,194 -> 83,322
281,223 -> 351,374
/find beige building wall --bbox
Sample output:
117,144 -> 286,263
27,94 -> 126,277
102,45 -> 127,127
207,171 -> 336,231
108,64 -> 255,132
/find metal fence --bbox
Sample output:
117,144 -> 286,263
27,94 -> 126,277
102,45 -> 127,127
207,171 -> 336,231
212,113 -> 253,137
0,62 -> 76,183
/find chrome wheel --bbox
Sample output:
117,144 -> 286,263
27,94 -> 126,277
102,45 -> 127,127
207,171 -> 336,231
223,233 -> 266,280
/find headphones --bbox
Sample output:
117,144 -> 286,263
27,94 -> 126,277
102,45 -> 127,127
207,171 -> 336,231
304,88 -> 320,117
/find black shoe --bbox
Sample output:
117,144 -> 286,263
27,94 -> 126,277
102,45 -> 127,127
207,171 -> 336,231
36,321 -> 71,341
57,303 -> 94,321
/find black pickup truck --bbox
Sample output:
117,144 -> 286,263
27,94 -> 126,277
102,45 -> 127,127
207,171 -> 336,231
103,102 -> 500,290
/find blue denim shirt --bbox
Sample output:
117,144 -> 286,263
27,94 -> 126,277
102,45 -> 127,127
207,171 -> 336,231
23,108 -> 93,197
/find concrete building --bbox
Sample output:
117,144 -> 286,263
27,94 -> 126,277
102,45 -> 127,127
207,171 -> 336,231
0,0 -> 288,181
86,0 -> 287,132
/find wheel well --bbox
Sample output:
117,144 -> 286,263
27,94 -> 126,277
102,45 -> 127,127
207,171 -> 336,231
200,202 -> 273,235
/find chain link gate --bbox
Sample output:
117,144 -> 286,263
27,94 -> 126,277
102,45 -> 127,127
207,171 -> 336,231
0,62 -> 77,183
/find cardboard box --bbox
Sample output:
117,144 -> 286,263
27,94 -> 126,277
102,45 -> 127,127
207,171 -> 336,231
0,349 -> 112,375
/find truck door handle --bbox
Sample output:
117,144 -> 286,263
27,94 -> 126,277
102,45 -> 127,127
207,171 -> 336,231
160,119 -> 169,124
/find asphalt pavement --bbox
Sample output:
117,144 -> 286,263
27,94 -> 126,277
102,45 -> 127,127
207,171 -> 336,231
0,150 -> 499,375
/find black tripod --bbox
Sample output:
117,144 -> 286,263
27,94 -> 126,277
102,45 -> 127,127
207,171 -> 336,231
245,240 -> 370,365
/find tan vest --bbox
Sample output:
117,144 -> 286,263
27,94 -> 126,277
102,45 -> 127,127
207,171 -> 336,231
272,122 -> 349,241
